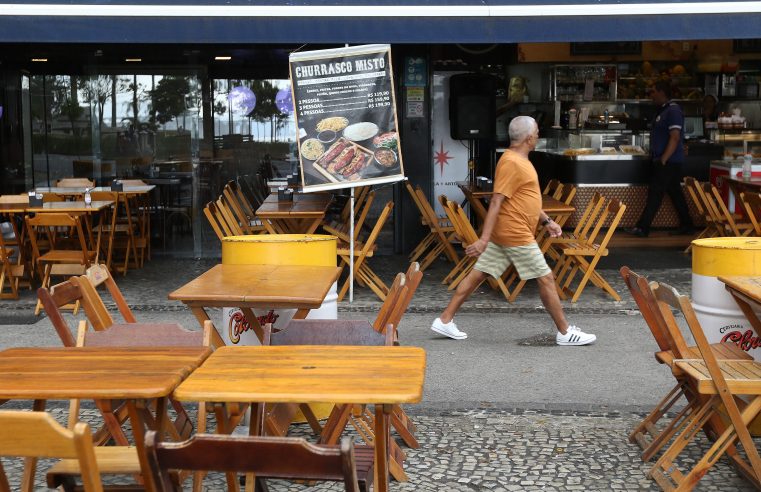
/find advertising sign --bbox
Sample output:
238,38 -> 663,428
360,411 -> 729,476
289,44 -> 404,192
432,72 -> 469,216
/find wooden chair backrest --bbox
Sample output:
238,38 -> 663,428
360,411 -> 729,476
575,192 -> 607,240
56,178 -> 95,188
740,191 -> 761,236
415,188 -> 459,261
650,282 -> 699,360
383,262 -> 423,339
696,182 -> 726,231
357,201 -> 394,257
552,185 -> 577,228
214,197 -> 245,236
0,411 -> 102,492
221,186 -> 254,235
542,179 -> 561,196
26,213 -> 91,267
447,200 -> 479,246
341,186 -> 369,223
588,198 -> 626,249
683,177 -> 706,216
83,264 -> 136,323
72,275 -> 115,331
225,181 -> 256,224
269,320 -> 389,347
204,201 -> 230,241
708,183 -> 743,236
371,272 -> 406,334
37,280 -> 83,347
77,318 -> 210,348
237,175 -> 264,209
405,182 -> 430,226
145,432 -> 360,492
619,266 -> 676,353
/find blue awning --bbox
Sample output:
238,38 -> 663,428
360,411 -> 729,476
1,1 -> 760,43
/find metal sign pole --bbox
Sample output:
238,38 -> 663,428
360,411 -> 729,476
349,186 -> 354,303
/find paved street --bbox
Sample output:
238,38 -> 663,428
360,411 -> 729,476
0,249 -> 756,490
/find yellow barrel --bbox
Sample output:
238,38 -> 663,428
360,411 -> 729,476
222,234 -> 336,267
692,238 -> 761,355
221,234 -> 338,424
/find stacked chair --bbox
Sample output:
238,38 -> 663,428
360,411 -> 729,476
404,182 -> 458,271
204,179 -> 266,241
684,176 -> 755,241
740,190 -> 761,235
620,266 -> 761,491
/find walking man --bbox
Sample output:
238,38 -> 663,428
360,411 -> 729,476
431,116 -> 596,346
626,80 -> 694,237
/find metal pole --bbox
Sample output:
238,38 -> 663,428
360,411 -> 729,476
349,186 -> 354,303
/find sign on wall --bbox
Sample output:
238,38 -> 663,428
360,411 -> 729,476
432,72 -> 469,216
289,44 -> 405,192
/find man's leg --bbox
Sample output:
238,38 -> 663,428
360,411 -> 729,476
440,268 -> 488,323
535,272 -> 569,335
636,162 -> 669,234
665,165 -> 694,229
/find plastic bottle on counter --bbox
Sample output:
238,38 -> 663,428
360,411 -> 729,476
84,187 -> 92,205
743,153 -> 753,181
568,108 -> 578,130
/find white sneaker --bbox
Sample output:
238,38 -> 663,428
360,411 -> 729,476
431,318 -> 467,340
556,325 -> 596,346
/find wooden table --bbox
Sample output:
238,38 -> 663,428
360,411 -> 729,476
0,346 -> 211,490
35,185 -> 155,196
255,192 -> 332,234
168,263 -> 342,347
720,276 -> 761,343
173,345 -> 426,492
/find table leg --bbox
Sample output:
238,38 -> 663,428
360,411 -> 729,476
213,404 -> 241,492
245,403 -> 266,492
292,308 -> 310,320
126,399 -> 153,490
261,219 -> 278,235
304,218 -> 322,234
189,306 -> 226,348
21,399 -> 46,492
240,307 -> 265,343
373,404 -> 392,492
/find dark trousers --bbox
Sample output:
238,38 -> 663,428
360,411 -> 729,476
637,160 -> 693,233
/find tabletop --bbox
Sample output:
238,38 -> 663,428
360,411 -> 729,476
256,192 -> 332,218
457,182 -> 575,214
727,176 -> 761,190
0,347 -> 211,400
173,345 -> 426,404
0,200 -> 114,214
168,263 -> 342,309
719,276 -> 761,303
35,186 -> 155,195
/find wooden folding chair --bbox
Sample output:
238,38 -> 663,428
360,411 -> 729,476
413,186 -> 459,269
683,177 -> 718,252
203,201 -> 233,241
82,263 -> 137,324
27,213 -> 95,315
619,267 -> 752,462
222,181 -> 264,235
146,432 -> 364,492
739,191 -> 761,236
0,230 -> 23,300
337,201 -> 393,301
649,282 -> 761,491
0,411 -> 103,492
88,191 -> 134,275
442,198 -> 513,301
705,182 -> 754,237
404,182 -> 450,266
553,198 -> 626,302
56,178 -> 95,188
46,318 -> 213,492
324,191 -> 376,243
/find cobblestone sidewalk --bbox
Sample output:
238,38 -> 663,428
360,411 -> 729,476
0,406 -> 754,491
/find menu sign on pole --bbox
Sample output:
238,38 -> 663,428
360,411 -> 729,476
289,44 -> 404,192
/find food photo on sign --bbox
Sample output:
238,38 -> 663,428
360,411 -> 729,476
289,44 -> 404,191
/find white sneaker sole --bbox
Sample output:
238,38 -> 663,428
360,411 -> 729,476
557,336 -> 596,346
431,325 -> 467,340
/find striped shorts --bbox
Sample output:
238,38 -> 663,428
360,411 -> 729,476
474,242 -> 552,281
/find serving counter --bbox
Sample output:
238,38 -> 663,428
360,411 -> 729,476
518,144 -> 722,229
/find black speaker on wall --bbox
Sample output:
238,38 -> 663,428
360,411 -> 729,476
449,73 -> 496,140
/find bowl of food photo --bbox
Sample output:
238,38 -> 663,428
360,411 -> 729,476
373,148 -> 398,169
343,122 -> 379,145
317,129 -> 337,144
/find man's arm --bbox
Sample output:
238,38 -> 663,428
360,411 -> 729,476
465,193 -> 504,257
660,128 -> 681,164
539,211 -> 562,238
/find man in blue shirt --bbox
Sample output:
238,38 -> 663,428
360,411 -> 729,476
626,80 -> 694,237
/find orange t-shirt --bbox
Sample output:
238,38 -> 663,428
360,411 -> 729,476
490,149 -> 542,247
